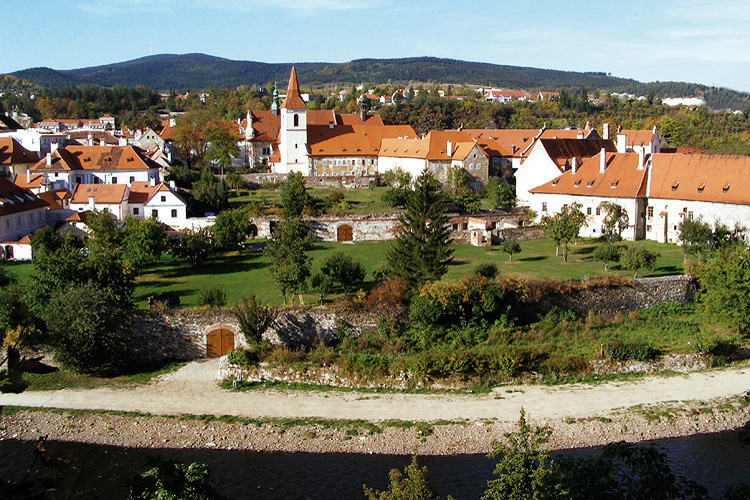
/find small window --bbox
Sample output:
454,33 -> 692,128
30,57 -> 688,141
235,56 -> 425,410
160,195 -> 166,203
596,207 -> 601,216
542,202 -> 548,212
586,207 -> 592,215
452,223 -> 458,230
133,207 -> 140,215
462,223 -> 468,230
587,181 -> 594,187
152,209 -> 158,218
171,209 -> 177,218
293,114 -> 299,127
112,177 -> 117,184
647,207 -> 654,217
130,176 -> 135,183
647,225 -> 652,231
688,211 -> 694,220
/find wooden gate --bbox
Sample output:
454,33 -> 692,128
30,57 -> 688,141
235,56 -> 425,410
206,328 -> 235,358
337,224 -> 353,242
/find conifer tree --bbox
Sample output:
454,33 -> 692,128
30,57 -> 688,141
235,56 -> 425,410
387,169 -> 453,289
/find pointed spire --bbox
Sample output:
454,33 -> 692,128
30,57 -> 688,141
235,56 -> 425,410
280,66 -> 307,110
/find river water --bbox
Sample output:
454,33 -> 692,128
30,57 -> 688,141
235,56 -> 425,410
1,430 -> 748,499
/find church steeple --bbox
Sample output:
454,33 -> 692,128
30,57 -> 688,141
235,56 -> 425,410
280,66 -> 307,110
271,83 -> 279,116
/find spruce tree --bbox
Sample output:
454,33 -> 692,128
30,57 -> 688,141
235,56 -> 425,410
387,169 -> 453,289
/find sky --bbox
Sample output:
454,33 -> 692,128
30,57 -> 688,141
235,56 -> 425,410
2,0 -> 749,92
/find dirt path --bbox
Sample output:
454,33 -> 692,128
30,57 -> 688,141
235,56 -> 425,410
2,360 -> 749,424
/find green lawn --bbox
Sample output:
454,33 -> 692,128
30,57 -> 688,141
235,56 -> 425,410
5,238 -> 687,309
229,185 -> 400,214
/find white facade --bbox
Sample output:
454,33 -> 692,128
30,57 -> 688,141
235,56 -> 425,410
645,198 -> 750,244
70,197 -> 129,220
279,108 -> 308,175
0,207 -> 47,242
0,129 -> 66,156
514,143 -> 565,206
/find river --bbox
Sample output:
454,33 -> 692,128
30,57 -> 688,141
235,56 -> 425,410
1,430 -> 748,499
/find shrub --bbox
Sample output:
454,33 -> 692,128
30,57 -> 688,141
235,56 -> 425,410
409,275 -> 508,327
474,261 -> 499,279
694,331 -> 740,358
198,287 -> 226,308
226,346 -> 260,367
602,341 -> 658,362
233,294 -> 278,344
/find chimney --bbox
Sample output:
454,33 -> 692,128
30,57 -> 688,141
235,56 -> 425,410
150,177 -> 156,187
87,134 -> 93,147
26,169 -> 31,184
99,139 -> 105,146
51,142 -> 59,152
89,196 -> 96,211
119,137 -> 127,146
169,180 -> 176,190
572,157 -> 578,174
577,132 -> 583,139
616,134 -> 626,153
446,141 -> 453,156
169,118 -> 176,127
511,144 -> 516,155
46,153 -> 52,166
638,149 -> 645,170
599,148 -> 606,174
603,123 -> 609,140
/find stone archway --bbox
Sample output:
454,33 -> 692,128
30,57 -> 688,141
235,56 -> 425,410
337,224 -> 353,242
205,324 -> 237,358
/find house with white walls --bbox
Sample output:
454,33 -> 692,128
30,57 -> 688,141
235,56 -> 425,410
27,145 -> 160,192
529,150 -> 649,241
70,184 -> 130,219
0,178 -> 49,259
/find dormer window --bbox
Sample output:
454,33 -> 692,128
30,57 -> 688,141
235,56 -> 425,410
611,181 -> 619,188
723,182 -> 731,193
574,179 -> 581,187
671,180 -> 680,191
697,183 -> 705,193
551,177 -> 560,186
587,181 -> 594,187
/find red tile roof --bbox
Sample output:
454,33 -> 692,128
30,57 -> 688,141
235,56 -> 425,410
530,152 -> 648,199
537,138 -> 617,168
648,153 -> 750,205
37,189 -> 70,209
0,137 -> 39,165
0,178 -> 49,217
280,67 -> 307,110
13,173 -> 43,190
308,124 -> 416,157
70,184 -> 128,205
30,146 -> 160,173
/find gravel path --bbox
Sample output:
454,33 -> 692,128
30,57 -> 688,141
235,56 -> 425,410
1,360 -> 749,424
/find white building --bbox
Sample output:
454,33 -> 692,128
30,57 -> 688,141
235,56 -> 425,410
0,178 -> 49,258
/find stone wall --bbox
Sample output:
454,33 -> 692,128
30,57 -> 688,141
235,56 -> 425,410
520,275 -> 697,321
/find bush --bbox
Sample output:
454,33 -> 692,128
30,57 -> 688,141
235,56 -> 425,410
474,261 -> 499,279
602,341 -> 659,362
694,331 -> 740,358
233,295 -> 278,344
198,287 -> 227,308
226,346 -> 260,367
409,275 -> 508,327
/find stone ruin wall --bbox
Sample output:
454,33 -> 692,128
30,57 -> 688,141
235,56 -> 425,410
124,276 -> 697,365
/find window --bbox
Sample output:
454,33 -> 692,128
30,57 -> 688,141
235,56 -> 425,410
542,202 -> 548,212
688,211 -> 693,220
160,196 -> 166,203
586,207 -> 592,215
647,225 -> 652,232
133,207 -> 140,215
130,176 -> 135,183
596,207 -> 601,216
647,206 -> 653,217
462,223 -> 468,230
152,209 -> 158,218
293,114 -> 299,127
112,177 -> 117,184
171,209 -> 177,218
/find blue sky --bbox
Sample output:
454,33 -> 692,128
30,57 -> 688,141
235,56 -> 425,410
2,0 -> 749,92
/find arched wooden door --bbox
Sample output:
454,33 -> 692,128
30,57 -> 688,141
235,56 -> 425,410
206,328 -> 235,358
337,224 -> 353,242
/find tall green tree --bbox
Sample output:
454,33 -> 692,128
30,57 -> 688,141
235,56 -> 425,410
599,201 -> 629,241
694,247 -> 750,334
317,251 -> 366,298
172,109 -> 211,169
212,207 -> 251,249
485,177 -> 516,209
621,246 -> 658,278
205,120 -> 240,175
445,164 -> 480,213
387,170 -> 453,289
364,456 -> 440,500
171,228 -> 213,267
280,171 -> 313,217
265,217 -> 312,304
677,217 -> 712,262
122,217 -> 166,271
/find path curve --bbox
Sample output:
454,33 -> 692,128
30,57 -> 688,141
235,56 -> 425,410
2,360 -> 749,423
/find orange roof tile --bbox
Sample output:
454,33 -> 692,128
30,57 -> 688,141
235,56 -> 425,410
13,173 -> 43,190
648,153 -> 750,205
30,146 -> 160,173
280,67 -> 307,110
37,189 -> 70,209
0,178 -> 49,217
530,152 -> 648,199
308,124 -> 416,157
537,138 -> 617,168
0,137 -> 39,165
71,184 -> 128,205
619,129 -> 656,148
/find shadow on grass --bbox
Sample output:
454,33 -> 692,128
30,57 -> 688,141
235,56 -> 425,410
520,256 -> 545,262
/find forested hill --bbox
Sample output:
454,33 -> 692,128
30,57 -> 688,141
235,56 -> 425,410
11,54 -> 749,110
13,54 -> 636,91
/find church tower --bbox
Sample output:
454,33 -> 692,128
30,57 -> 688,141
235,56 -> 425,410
279,67 -> 308,174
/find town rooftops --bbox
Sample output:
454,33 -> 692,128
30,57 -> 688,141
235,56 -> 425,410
308,123 -> 415,157
71,184 -> 128,205
37,189 -> 71,210
648,153 -> 750,205
0,137 -> 39,165
534,138 -> 617,168
378,130 -> 479,161
30,145 -> 161,173
128,181 -> 187,205
530,151 -> 648,199
0,177 -> 49,217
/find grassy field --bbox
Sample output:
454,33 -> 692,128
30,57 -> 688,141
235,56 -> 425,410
229,185 -> 402,214
4,238 -> 686,309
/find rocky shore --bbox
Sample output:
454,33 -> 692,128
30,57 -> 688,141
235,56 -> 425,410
2,398 -> 748,455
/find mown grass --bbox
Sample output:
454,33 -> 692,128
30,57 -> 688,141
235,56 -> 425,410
17,361 -> 186,392
6,237 -> 686,309
229,185 -> 400,214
